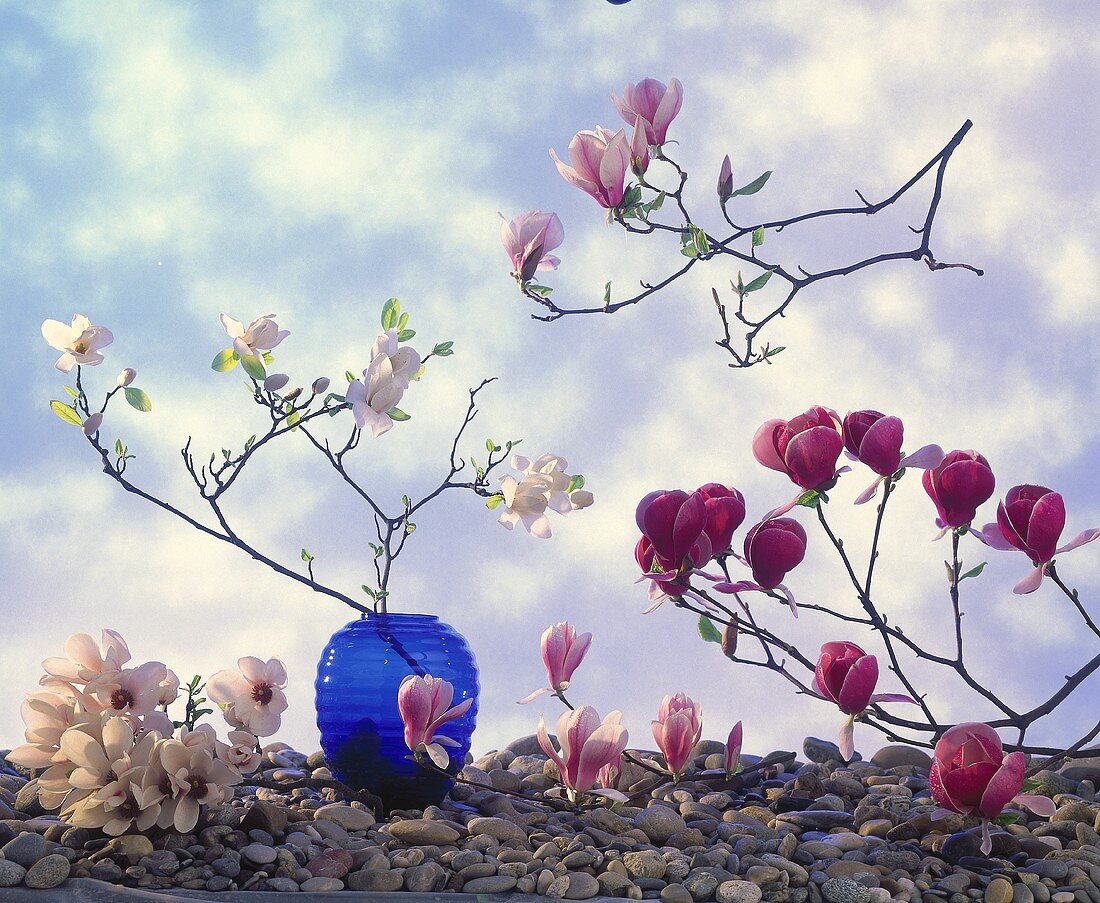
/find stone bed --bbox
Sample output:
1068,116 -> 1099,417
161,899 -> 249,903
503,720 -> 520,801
1,736 -> 1098,902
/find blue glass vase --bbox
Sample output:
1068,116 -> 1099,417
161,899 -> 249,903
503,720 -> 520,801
315,613 -> 479,811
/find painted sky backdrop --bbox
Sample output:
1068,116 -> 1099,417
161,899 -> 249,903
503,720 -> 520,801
2,2 -> 1098,760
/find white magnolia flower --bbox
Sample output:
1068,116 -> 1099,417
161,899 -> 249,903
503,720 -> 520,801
513,453 -> 594,513
217,730 -> 261,775
346,329 -> 422,438
206,657 -> 288,737
220,313 -> 289,361
157,669 -> 181,706
497,453 -> 593,538
85,661 -> 169,725
42,629 -> 131,690
6,691 -> 78,770
41,314 -> 114,372
154,739 -> 240,833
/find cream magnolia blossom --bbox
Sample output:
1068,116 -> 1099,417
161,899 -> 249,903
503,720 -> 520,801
85,661 -> 169,725
220,313 -> 289,361
6,691 -> 78,770
346,329 -> 422,438
42,629 -> 131,690
207,657 -> 288,737
154,739 -> 241,833
217,729 -> 262,774
497,453 -> 593,538
157,669 -> 181,706
41,314 -> 114,373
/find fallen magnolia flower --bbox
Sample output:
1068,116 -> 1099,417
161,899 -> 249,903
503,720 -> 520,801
398,674 -> 473,769
929,722 -> 1056,854
537,705 -> 628,802
612,76 -> 684,146
41,314 -> 115,373
973,484 -> 1100,594
500,210 -> 564,282
923,449 -> 996,530
518,621 -> 592,704
652,692 -> 703,779
550,127 -> 630,209
813,641 -> 916,760
841,410 -> 944,505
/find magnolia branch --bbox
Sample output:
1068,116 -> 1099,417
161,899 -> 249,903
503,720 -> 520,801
522,121 -> 981,369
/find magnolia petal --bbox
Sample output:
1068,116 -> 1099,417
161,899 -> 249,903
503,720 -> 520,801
1012,793 -> 1057,817
980,819 -> 993,856
1057,527 -> 1100,554
899,444 -> 945,470
854,477 -> 885,506
869,692 -> 918,705
425,742 -> 451,769
588,787 -> 630,803
838,716 -> 856,762
1013,565 -> 1047,595
517,687 -> 551,705
972,522 -> 1017,551
775,583 -> 799,618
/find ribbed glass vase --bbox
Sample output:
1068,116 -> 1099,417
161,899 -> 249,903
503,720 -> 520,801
315,613 -> 479,811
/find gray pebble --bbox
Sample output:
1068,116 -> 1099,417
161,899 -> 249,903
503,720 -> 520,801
24,853 -> 71,890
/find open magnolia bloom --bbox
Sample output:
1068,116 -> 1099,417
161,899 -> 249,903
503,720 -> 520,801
220,312 -> 289,362
41,629 -> 131,690
6,691 -> 78,770
500,210 -> 564,281
346,329 -> 422,438
154,739 -> 241,833
398,674 -> 473,769
929,722 -> 1056,854
537,705 -> 629,802
497,454 -> 592,539
41,314 -> 114,373
207,657 -> 288,738
84,661 -> 169,726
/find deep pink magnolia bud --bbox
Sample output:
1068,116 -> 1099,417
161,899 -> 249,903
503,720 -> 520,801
996,485 -> 1064,565
651,692 -> 703,778
612,77 -> 684,145
696,483 -> 746,553
929,722 -> 1055,852
843,410 -> 904,476
500,210 -> 564,282
814,642 -> 878,715
717,154 -> 734,203
629,115 -> 649,177
923,449 -> 995,528
724,721 -> 743,777
636,489 -> 709,566
743,518 -> 806,589
550,128 -> 630,209
753,406 -> 844,490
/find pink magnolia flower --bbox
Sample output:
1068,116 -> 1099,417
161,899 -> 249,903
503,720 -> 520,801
346,329 -> 422,439
207,657 -> 288,738
717,155 -> 734,203
612,77 -> 684,145
753,407 -> 845,491
157,670 -> 181,707
398,674 -> 473,769
842,410 -> 944,505
217,730 -> 262,775
537,705 -> 628,800
923,450 -> 996,529
519,621 -> 592,704
725,721 -> 743,777
220,313 -> 289,362
500,210 -> 564,282
651,692 -> 703,779
42,629 -> 131,689
550,127 -> 630,209
814,642 -> 916,761
696,483 -> 747,553
85,661 -> 169,725
974,485 -> 1100,594
41,314 -> 114,372
743,517 -> 806,590
930,722 -> 1056,854
7,692 -> 78,769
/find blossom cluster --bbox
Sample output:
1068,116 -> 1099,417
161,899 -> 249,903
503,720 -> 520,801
8,629 -> 285,835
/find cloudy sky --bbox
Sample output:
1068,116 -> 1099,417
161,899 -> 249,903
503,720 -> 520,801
2,1 -> 1098,763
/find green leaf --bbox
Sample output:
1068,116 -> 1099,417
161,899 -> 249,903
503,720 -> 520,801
387,407 -> 410,422
485,494 -> 505,510
381,297 -> 401,330
124,387 -> 152,412
732,170 -> 772,197
567,474 -> 585,493
486,438 -> 496,453
603,281 -> 612,306
995,811 -> 1022,826
115,439 -> 124,456
345,370 -> 355,383
301,549 -> 313,562
742,270 -> 774,294
1020,777 -> 1043,793
752,226 -> 765,247
622,184 -> 643,208
261,351 -> 274,365
527,284 -> 553,298
959,562 -> 987,581
645,191 -> 666,213
50,400 -> 83,427
239,354 -> 266,380
397,311 -> 410,331
287,409 -> 300,430
63,385 -> 78,398
211,348 -> 238,372
405,521 -> 416,535
397,328 -> 416,342
697,615 -> 723,644
797,489 -> 821,507
765,345 -> 786,358
433,341 -> 454,357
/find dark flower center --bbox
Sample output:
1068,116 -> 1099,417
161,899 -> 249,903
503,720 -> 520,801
251,682 -> 273,705
188,775 -> 209,800
110,689 -> 135,710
